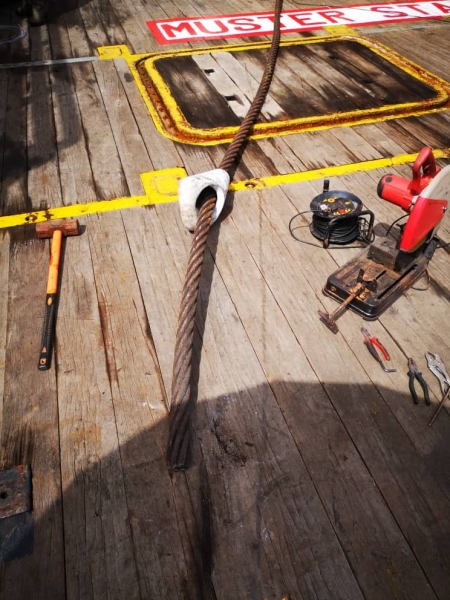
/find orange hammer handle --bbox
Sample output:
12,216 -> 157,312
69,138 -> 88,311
46,229 -> 62,294
38,230 -> 63,370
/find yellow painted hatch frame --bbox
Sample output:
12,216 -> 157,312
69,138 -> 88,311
130,33 -> 450,146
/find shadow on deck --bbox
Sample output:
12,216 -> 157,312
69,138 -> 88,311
1,379 -> 450,600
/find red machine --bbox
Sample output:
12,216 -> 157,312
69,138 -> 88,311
378,146 -> 448,252
319,147 -> 449,332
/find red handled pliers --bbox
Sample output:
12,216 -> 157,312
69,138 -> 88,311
361,328 -> 396,373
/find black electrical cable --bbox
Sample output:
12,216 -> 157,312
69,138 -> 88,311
311,212 -> 360,244
385,214 -> 407,239
0,25 -> 26,46
289,210 -> 374,249
385,215 -> 450,249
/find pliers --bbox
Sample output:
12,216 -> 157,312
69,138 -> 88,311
407,358 -> 430,405
425,352 -> 450,425
361,328 -> 396,373
425,352 -> 450,396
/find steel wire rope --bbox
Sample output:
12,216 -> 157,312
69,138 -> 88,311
168,0 -> 284,471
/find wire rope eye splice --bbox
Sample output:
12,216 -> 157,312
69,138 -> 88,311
178,169 -> 230,232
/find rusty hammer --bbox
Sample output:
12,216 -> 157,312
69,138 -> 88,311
36,219 -> 80,370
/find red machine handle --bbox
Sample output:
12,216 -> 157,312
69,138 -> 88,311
411,146 -> 440,194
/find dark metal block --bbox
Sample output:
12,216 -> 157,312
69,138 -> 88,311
0,465 -> 33,562
0,465 -> 32,520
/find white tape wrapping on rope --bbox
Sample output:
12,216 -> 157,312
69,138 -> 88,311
178,169 -> 230,231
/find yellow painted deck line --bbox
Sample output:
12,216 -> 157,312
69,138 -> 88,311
2,152 -> 450,230
229,149 -> 450,191
0,168 -> 184,229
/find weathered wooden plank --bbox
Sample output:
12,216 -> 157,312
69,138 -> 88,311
93,59 -> 155,188
373,29 -> 450,81
2,3 -> 450,598
72,61 -> 128,199
50,62 -> 97,205
103,0 -> 158,54
47,12 -> 75,60
377,114 -> 450,154
201,50 -> 284,119
89,55 -> 209,597
192,52 -> 254,119
348,122 -> 410,158
56,229 -> 141,600
156,54 -> 242,129
87,209 -> 203,598
3,12 -> 29,64
116,201 -> 217,598
234,181 -> 450,596
0,69 -> 8,202
112,57 -> 182,169
307,40 -> 438,102
0,68 -> 28,216
63,4 -> 96,58
210,187 -> 438,598
0,231 -> 8,428
124,204 -> 365,599
0,229 -> 65,599
92,56 -> 178,382
255,45 -> 362,116
47,56 -> 140,599
28,16 -> 52,62
106,77 -> 365,597
89,0 -> 129,48
0,59 -> 69,595
26,65 -> 62,211
0,7 -> 13,64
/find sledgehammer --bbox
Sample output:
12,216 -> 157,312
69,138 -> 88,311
36,219 -> 80,370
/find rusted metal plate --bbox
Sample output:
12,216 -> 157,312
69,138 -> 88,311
0,512 -> 34,562
136,35 -> 450,145
0,464 -> 32,520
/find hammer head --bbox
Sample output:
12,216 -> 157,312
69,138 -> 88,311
36,219 -> 80,239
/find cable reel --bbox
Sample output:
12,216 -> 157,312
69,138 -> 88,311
290,180 -> 375,249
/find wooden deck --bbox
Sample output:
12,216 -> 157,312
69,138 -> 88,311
1,1 -> 450,598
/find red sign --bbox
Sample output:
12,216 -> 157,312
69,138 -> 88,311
147,1 -> 450,44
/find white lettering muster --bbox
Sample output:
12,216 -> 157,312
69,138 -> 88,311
147,1 -> 450,43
